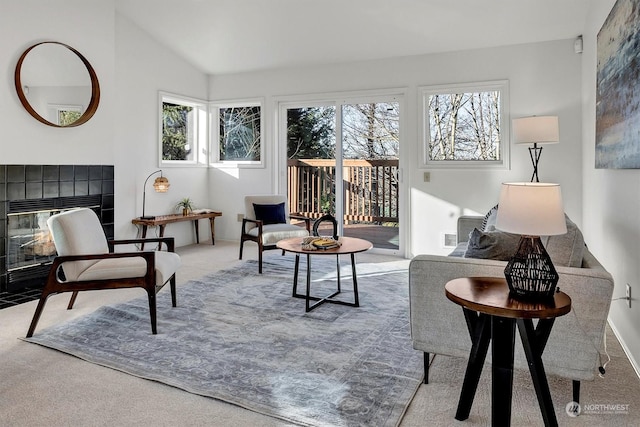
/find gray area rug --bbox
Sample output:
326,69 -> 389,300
24,256 -> 421,427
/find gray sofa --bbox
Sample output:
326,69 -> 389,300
408,213 -> 614,400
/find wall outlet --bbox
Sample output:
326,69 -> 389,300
237,213 -> 244,222
627,284 -> 632,308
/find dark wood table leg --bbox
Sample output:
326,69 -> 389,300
517,318 -> 559,427
193,220 -> 200,244
208,217 -> 216,245
455,310 -> 491,421
491,316 -> 516,427
140,225 -> 148,250
156,225 -> 166,250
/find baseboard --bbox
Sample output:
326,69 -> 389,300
607,318 -> 640,379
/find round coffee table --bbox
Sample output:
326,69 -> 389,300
277,236 -> 372,312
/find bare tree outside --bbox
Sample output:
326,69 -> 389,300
428,90 -> 501,161
343,102 -> 399,225
219,106 -> 261,161
342,103 -> 399,160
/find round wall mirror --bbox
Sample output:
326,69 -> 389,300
14,41 -> 100,127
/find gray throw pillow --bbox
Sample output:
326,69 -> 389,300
448,242 -> 468,258
464,213 -> 585,267
463,226 -> 521,261
540,215 -> 585,268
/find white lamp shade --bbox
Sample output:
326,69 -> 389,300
512,116 -> 559,145
495,182 -> 567,236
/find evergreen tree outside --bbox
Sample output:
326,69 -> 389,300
162,102 -> 192,161
58,110 -> 82,126
287,107 -> 336,213
287,107 -> 335,159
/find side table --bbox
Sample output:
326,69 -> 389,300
445,277 -> 571,427
132,211 -> 222,249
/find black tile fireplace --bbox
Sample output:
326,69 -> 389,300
0,165 -> 114,292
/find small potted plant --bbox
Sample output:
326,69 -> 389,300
176,198 -> 194,216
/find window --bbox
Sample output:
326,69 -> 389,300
49,104 -> 82,126
58,109 -> 82,126
159,93 -> 208,166
211,99 -> 263,167
421,80 -> 509,169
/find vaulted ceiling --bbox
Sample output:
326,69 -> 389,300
116,0 -> 591,75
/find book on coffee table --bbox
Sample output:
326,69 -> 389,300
311,237 -> 340,250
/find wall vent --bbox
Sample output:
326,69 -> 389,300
443,233 -> 457,248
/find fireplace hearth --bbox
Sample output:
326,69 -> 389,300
0,165 -> 114,292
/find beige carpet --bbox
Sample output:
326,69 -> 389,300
1,240 -> 639,426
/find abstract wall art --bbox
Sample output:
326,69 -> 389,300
596,0 -> 640,168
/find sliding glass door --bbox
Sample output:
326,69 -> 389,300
286,104 -> 337,221
340,101 -> 399,249
281,94 -> 401,252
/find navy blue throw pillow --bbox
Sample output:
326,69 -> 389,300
253,203 -> 286,225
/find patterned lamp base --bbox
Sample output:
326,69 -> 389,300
504,235 -> 559,300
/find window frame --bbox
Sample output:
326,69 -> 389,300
420,80 -> 510,170
209,98 -> 265,168
159,91 -> 208,168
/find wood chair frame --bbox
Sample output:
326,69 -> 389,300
26,237 -> 177,337
239,214 -> 310,274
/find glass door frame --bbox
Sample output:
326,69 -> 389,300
276,89 -> 407,256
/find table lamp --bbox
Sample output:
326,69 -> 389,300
141,170 -> 170,220
495,182 -> 567,300
512,116 -> 559,182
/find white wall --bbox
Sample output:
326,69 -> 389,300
208,40 -> 583,256
0,1 -> 211,248
583,0 -> 640,375
114,13 -> 209,245
0,0 -> 115,163
0,1 -> 586,261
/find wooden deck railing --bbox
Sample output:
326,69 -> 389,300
287,159 -> 399,224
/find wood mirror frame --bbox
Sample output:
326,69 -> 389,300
14,41 -> 100,128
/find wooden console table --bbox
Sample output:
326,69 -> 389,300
132,211 -> 222,248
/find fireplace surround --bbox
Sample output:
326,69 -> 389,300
0,165 -> 114,292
